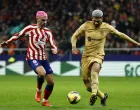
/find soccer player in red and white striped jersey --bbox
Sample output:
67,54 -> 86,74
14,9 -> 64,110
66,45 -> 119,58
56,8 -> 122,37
0,11 -> 57,107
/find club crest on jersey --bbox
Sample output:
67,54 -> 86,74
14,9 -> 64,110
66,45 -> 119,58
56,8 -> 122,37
35,38 -> 45,45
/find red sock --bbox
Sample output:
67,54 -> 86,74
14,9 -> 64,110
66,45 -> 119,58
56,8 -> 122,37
44,89 -> 52,100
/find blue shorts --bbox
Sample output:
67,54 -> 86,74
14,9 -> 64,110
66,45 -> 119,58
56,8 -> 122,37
28,60 -> 53,74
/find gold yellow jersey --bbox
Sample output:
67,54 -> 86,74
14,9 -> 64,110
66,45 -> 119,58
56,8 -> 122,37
71,21 -> 138,58
71,21 -> 132,58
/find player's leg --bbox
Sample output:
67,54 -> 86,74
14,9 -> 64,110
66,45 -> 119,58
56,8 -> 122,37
42,74 -> 54,106
81,58 -> 92,92
83,78 -> 92,92
90,61 -> 108,106
83,74 -> 108,106
42,60 -> 54,106
89,62 -> 100,106
35,66 -> 46,102
28,60 -> 45,103
36,66 -> 46,90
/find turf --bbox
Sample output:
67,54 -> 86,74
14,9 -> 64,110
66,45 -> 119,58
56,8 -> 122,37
0,75 -> 140,110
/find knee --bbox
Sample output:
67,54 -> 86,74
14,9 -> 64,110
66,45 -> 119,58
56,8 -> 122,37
36,66 -> 46,77
47,78 -> 54,85
91,62 -> 101,73
37,70 -> 46,77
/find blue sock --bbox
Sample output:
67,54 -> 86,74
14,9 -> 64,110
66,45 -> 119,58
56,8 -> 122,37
37,76 -> 44,90
45,84 -> 54,91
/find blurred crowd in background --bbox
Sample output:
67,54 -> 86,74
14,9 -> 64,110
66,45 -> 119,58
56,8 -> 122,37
0,0 -> 140,55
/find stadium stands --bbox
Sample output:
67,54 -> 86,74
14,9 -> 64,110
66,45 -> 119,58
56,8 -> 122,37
0,0 -> 140,54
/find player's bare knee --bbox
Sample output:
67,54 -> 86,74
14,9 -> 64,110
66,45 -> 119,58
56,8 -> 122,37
91,62 -> 101,73
36,66 -> 46,77
37,70 -> 46,77
45,74 -> 54,85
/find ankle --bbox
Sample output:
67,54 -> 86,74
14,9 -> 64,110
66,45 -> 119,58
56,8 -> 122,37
91,92 -> 97,96
37,88 -> 42,92
42,98 -> 48,102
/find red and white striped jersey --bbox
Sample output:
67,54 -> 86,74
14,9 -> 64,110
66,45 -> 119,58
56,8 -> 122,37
6,24 -> 57,60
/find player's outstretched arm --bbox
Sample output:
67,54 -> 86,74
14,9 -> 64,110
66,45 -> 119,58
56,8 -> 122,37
0,25 -> 31,48
118,32 -> 140,46
108,24 -> 140,46
0,41 -> 8,48
0,33 -> 23,48
0,33 -> 21,48
115,31 -> 140,46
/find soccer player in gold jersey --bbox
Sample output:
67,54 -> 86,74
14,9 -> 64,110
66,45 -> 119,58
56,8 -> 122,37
71,9 -> 140,106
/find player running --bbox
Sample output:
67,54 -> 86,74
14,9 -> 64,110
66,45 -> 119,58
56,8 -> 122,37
71,9 -> 140,106
0,11 -> 57,107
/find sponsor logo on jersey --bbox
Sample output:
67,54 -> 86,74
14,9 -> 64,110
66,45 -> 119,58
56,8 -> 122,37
87,37 -> 102,41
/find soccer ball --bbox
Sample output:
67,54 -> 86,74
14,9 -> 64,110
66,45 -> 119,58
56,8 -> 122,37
67,91 -> 81,104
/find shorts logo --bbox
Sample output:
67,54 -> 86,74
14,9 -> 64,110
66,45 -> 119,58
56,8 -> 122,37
33,60 -> 38,66
49,69 -> 52,72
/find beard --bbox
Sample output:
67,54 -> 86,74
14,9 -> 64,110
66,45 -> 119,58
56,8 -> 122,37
41,23 -> 46,27
93,20 -> 102,28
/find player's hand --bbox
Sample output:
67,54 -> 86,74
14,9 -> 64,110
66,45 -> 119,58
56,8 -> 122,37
0,41 -> 8,48
136,42 -> 140,46
52,48 -> 57,54
72,46 -> 81,54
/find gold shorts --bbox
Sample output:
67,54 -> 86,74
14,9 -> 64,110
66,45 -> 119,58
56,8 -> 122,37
81,56 -> 104,80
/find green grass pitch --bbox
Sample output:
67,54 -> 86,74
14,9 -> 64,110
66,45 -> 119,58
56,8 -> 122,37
0,75 -> 140,110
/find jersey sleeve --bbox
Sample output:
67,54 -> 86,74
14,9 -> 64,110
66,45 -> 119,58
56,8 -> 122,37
107,23 -> 138,45
71,22 -> 86,47
76,23 -> 86,36
46,31 -> 57,50
6,25 -> 31,44
6,33 -> 20,44
107,24 -> 120,35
